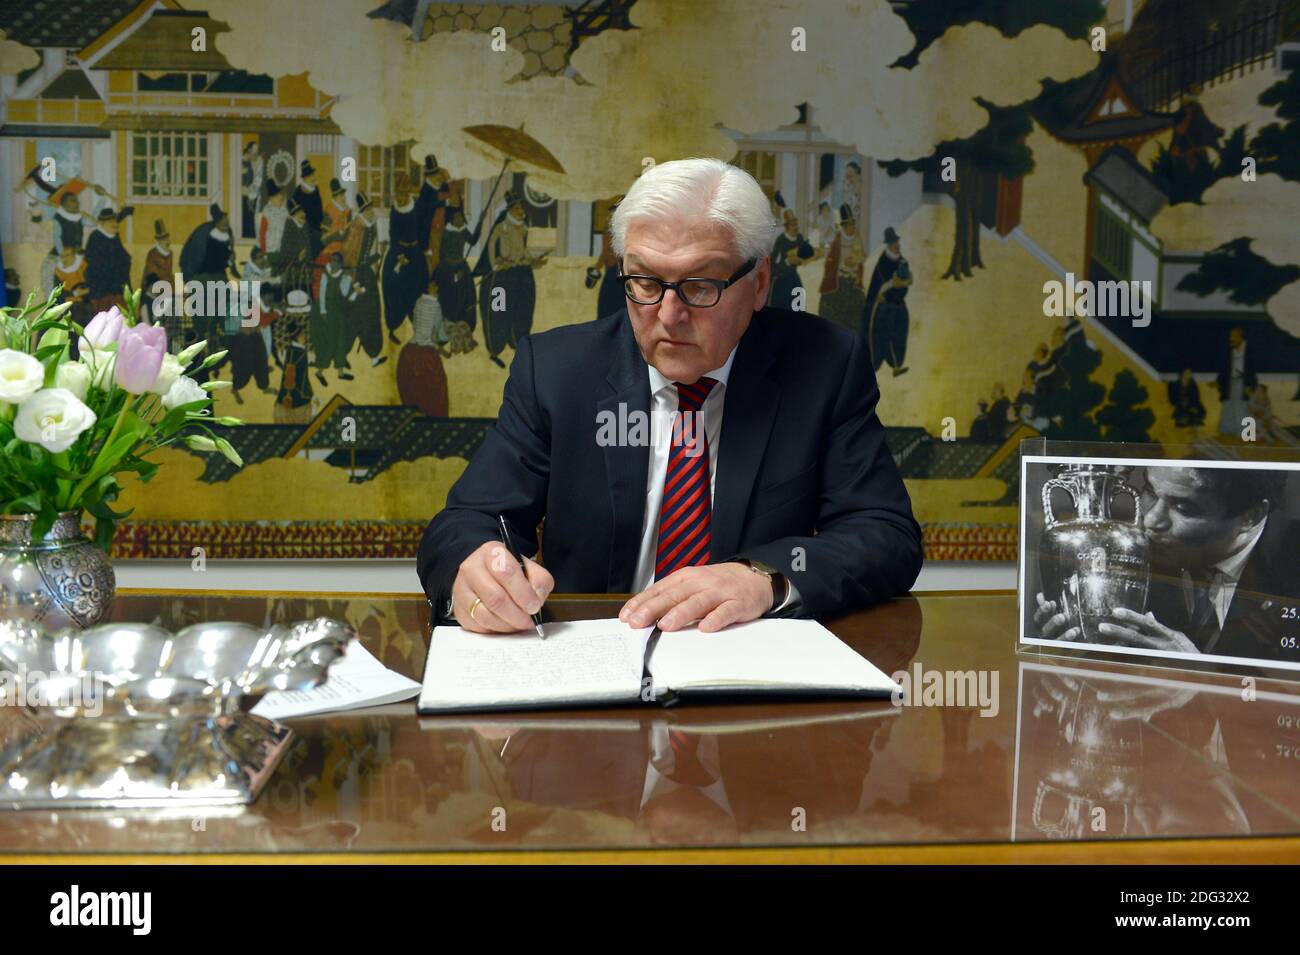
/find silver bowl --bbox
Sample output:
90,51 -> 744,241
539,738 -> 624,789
0,617 -> 354,809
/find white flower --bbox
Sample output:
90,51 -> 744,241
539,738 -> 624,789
54,361 -> 91,401
79,347 -> 117,391
162,376 -> 208,411
148,354 -> 184,396
0,350 -> 47,404
14,388 -> 97,453
176,339 -> 208,365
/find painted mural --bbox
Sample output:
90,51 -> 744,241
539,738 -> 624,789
1,0 -> 1298,560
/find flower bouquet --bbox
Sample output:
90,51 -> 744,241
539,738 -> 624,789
0,285 -> 243,552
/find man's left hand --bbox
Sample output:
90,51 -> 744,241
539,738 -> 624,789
618,563 -> 772,633
1097,607 -> 1200,655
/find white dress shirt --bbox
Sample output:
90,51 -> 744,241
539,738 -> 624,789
631,349 -> 799,612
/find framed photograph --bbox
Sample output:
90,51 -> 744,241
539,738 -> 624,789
1018,453 -> 1300,672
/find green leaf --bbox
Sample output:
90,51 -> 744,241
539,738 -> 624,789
4,492 -> 41,515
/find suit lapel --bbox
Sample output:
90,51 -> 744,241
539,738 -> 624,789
711,312 -> 781,562
599,320 -> 651,591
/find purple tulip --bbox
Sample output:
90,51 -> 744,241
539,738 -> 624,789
114,323 -> 168,394
82,306 -> 125,348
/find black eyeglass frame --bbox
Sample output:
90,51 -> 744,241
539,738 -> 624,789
616,257 -> 758,307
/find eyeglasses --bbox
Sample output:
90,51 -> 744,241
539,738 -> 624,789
617,258 -> 757,308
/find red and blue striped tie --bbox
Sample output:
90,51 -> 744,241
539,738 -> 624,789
655,377 -> 718,580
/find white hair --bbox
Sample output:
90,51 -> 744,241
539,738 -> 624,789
610,157 -> 779,264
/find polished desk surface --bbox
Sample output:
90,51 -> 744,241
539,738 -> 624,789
5,590 -> 1300,863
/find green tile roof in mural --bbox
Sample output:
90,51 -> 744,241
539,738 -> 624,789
0,0 -> 140,50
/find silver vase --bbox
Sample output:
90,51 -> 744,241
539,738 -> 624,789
0,511 -> 115,630
1039,465 -> 1150,643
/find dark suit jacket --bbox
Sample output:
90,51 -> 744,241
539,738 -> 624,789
1147,514 -> 1300,663
416,306 -> 923,619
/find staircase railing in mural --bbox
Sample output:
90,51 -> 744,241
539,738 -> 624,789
1127,0 -> 1289,111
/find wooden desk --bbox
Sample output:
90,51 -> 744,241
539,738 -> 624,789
5,590 -> 1300,863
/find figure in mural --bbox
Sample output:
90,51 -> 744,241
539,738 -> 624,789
398,278 -> 452,418
416,154 -> 453,273
1247,385 -> 1291,445
241,245 -> 279,364
292,159 -> 325,260
313,251 -> 359,384
1216,327 -> 1255,438
321,178 -> 352,260
769,207 -> 814,312
864,227 -> 912,377
476,190 -> 545,369
229,281 -> 273,405
273,290 -> 315,425
341,191 -> 387,369
586,196 -> 625,321
1169,84 -> 1224,176
84,207 -> 133,314
52,243 -> 89,328
817,204 -> 866,336
274,196 -> 314,296
179,203 -> 236,379
432,203 -> 482,334
1167,368 -> 1206,431
382,174 -> 428,345
140,219 -> 173,326
258,181 -> 289,257
241,140 -> 266,240
970,383 -> 1013,441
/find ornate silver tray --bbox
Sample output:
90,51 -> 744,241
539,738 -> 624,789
0,617 -> 353,809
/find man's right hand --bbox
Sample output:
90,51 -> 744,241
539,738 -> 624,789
451,541 -> 554,634
1034,593 -> 1079,641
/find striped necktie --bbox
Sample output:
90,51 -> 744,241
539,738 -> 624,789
654,377 -> 718,580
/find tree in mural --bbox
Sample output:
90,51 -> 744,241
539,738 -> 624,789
1095,370 -> 1155,442
881,0 -> 1105,281
1170,71 -> 1300,398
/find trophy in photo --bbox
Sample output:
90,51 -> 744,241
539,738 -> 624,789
1039,464 -> 1150,643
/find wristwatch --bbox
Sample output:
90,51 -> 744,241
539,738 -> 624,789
736,559 -> 789,613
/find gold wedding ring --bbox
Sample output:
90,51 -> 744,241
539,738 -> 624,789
469,597 -> 483,621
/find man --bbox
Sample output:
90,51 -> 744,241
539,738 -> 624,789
864,226 -> 912,377
1216,327 -> 1255,437
140,219 -> 173,326
84,207 -> 133,313
434,203 -> 482,332
418,158 -> 922,634
259,181 -> 289,257
241,141 -> 266,239
342,191 -> 386,368
769,207 -> 814,312
180,203 -> 236,378
1035,466 -> 1297,662
292,159 -> 324,259
817,204 -> 865,335
475,189 -> 545,369
274,196 -> 313,296
312,251 -> 357,384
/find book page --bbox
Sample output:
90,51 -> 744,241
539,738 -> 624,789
648,618 -> 900,697
419,619 -> 654,713
253,639 -> 421,720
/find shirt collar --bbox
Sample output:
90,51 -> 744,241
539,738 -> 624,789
646,344 -> 737,397
1213,517 -> 1267,584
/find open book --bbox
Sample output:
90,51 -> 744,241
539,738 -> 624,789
417,617 -> 900,714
